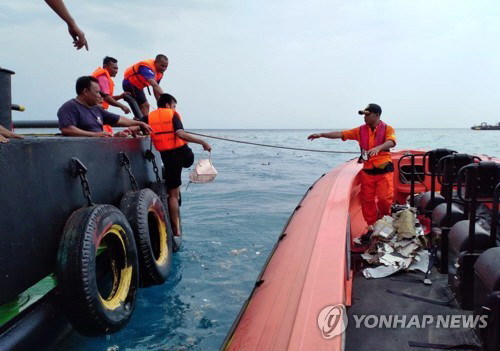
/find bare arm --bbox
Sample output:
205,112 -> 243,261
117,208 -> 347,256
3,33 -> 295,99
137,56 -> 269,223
60,125 -> 111,137
176,130 -> 212,151
380,140 -> 396,151
44,0 -> 88,50
307,131 -> 343,140
367,140 -> 396,157
115,117 -> 153,134
147,79 -> 164,100
112,92 -> 127,101
103,95 -> 130,114
0,125 -> 24,143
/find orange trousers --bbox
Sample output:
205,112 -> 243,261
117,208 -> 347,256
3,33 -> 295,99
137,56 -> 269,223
360,171 -> 394,225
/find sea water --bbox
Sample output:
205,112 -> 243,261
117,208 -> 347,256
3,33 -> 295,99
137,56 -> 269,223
55,129 -> 498,351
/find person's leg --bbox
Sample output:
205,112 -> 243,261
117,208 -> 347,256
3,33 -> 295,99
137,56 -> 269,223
360,171 -> 378,225
161,150 -> 183,236
375,172 -> 394,218
167,186 -> 181,236
125,83 -> 149,118
139,101 -> 150,118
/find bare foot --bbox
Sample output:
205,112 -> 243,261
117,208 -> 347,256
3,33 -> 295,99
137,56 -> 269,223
0,134 -> 8,143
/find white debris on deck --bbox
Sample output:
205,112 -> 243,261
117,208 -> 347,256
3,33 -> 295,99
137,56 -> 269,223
361,207 -> 429,279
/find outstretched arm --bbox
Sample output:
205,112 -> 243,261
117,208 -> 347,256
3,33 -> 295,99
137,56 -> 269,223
147,79 -> 164,100
103,95 -> 131,114
307,131 -> 343,140
115,117 -> 153,134
0,125 -> 24,143
60,125 -> 111,137
176,130 -> 212,151
45,0 -> 88,50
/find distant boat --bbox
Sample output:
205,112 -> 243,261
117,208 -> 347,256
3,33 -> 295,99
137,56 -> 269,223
471,122 -> 500,130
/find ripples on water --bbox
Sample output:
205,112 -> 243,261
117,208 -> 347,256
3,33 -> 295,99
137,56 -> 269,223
56,129 -> 498,350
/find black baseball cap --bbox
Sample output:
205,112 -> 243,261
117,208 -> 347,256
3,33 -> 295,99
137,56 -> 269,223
358,103 -> 382,115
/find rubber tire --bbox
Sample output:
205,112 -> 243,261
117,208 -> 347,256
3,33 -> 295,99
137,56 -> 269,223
56,205 -> 139,336
151,181 -> 182,252
120,188 -> 173,286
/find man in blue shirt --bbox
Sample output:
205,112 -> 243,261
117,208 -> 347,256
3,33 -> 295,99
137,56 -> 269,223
57,76 -> 152,137
122,56 -> 168,118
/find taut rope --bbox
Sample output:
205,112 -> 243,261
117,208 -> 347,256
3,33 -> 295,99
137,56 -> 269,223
186,131 -> 359,155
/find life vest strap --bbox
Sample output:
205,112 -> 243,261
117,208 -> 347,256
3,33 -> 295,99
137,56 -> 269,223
131,65 -> 150,89
359,120 -> 387,151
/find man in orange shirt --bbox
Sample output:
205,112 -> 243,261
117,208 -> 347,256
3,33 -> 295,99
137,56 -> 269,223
307,103 -> 396,231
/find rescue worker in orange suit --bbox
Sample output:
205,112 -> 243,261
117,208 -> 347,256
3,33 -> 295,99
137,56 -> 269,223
307,103 -> 396,232
123,55 -> 168,119
92,56 -> 131,134
146,93 -> 212,239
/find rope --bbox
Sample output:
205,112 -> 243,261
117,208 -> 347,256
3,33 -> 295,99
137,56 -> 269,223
186,131 -> 359,154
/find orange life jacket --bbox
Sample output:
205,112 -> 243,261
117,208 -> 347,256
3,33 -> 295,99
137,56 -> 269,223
91,67 -> 114,109
103,124 -> 113,134
149,109 -> 186,151
123,59 -> 163,90
358,120 -> 391,169
359,120 -> 387,151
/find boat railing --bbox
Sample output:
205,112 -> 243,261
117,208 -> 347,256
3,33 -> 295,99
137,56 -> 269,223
13,120 -> 59,129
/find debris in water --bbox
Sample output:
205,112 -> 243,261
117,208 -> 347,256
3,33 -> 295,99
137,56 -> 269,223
231,248 -> 247,255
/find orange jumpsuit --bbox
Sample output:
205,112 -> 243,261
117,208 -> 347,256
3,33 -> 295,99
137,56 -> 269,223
342,123 -> 396,225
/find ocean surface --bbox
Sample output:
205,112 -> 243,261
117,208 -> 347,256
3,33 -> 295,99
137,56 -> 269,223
53,129 -> 498,351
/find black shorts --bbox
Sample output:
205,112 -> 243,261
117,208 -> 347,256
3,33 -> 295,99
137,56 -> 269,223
362,162 -> 394,175
122,81 -> 148,106
160,145 -> 194,190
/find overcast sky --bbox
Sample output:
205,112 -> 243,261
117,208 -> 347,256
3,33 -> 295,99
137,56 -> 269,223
1,1 -> 499,129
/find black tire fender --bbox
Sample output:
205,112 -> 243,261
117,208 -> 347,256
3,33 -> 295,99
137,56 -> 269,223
150,181 -> 182,252
56,205 -> 139,336
120,188 -> 173,286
